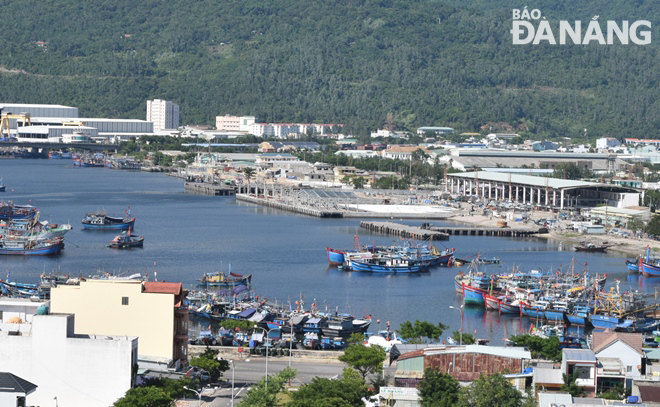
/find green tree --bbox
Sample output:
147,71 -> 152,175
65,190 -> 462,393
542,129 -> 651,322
398,320 -> 448,344
560,371 -> 584,397
417,368 -> 460,407
507,335 -> 562,362
238,367 -> 296,407
139,377 -> 195,399
338,344 -> 386,380
598,384 -> 630,400
288,368 -> 368,407
459,373 -> 523,407
552,163 -> 591,180
347,332 -> 365,345
242,167 -> 256,193
646,214 -> 660,236
113,386 -> 173,407
189,347 -> 229,382
452,331 -> 476,345
627,216 -> 644,232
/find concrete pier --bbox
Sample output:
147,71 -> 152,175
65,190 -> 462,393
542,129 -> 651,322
184,182 -> 236,196
427,225 -> 541,237
360,222 -> 450,240
236,194 -> 342,217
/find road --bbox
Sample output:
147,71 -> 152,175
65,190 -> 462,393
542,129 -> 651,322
189,357 -> 396,407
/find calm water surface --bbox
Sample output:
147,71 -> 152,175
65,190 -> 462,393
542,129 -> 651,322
0,159 -> 653,343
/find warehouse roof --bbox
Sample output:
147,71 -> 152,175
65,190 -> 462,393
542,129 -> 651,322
0,103 -> 76,109
449,171 -> 638,192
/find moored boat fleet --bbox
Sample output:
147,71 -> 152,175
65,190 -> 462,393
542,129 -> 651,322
456,258 -> 660,334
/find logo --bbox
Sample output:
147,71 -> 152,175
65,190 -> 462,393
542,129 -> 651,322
511,7 -> 651,45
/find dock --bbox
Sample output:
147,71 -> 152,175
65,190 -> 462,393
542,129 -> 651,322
184,182 -> 236,196
236,194 -> 341,217
360,222 -> 543,239
360,222 -> 450,240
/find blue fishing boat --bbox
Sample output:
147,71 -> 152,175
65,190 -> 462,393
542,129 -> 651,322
641,261 -> 660,277
0,236 -> 64,256
627,260 -> 640,273
566,305 -> 591,326
521,300 -> 550,319
349,257 -> 429,273
628,247 -> 652,274
82,209 -> 135,230
463,284 -> 487,305
590,314 -> 624,329
0,202 -> 37,220
498,300 -> 522,314
0,179 -> 5,192
326,247 -> 345,266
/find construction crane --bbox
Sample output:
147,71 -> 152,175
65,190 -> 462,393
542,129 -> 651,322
0,112 -> 31,138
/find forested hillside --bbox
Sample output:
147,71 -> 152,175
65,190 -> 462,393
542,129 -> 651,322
0,0 -> 656,138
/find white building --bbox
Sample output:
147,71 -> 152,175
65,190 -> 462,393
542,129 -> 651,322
147,99 -> 180,131
250,123 -> 275,138
597,137 -> 622,150
0,103 -> 78,118
215,115 -> 256,132
0,313 -> 137,407
417,126 -> 455,135
16,125 -> 98,142
30,117 -> 154,135
0,372 -> 37,407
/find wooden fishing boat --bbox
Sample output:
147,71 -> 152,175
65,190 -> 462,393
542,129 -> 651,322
0,236 -> 64,256
483,293 -> 501,311
574,242 -> 610,252
197,272 -> 252,287
349,257 -> 429,273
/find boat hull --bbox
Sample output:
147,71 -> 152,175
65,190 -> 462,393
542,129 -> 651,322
627,260 -> 640,274
642,261 -> 660,277
590,314 -> 623,329
566,314 -> 590,326
484,294 -> 500,311
498,302 -> 521,315
350,260 -> 425,273
82,218 -> 135,230
0,241 -> 64,256
463,285 -> 485,306
326,247 -> 345,266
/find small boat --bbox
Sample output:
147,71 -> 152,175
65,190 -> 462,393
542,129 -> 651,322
0,202 -> 37,220
498,300 -> 523,315
627,260 -> 640,273
0,236 -> 64,256
575,242 -> 610,252
483,293 -> 501,311
82,208 -> 135,230
641,261 -> 660,277
0,179 -> 5,192
107,230 -> 144,249
197,272 -> 252,288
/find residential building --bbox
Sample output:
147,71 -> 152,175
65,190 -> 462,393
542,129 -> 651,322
0,313 -> 137,407
0,372 -> 37,407
626,138 -> 660,147
50,280 -> 188,369
371,129 -> 408,139
593,331 -> 645,389
416,126 -> 455,135
147,99 -> 180,131
381,146 -> 430,161
258,141 -> 320,153
255,153 -> 299,169
215,115 -> 256,132
272,123 -> 301,138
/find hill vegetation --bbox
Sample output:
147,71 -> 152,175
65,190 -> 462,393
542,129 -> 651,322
0,0 -> 656,138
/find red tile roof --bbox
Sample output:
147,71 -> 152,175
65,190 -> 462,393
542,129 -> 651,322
592,330 -> 644,355
143,282 -> 182,295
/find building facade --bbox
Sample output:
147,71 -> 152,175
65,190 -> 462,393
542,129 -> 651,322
0,314 -> 137,407
50,280 -> 188,368
147,99 -> 180,131
215,115 -> 256,132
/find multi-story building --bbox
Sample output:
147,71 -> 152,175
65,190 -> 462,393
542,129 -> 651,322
50,280 -> 188,369
0,313 -> 137,407
147,99 -> 180,131
216,115 -> 256,132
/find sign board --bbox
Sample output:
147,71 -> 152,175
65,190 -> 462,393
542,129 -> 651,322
237,347 -> 244,353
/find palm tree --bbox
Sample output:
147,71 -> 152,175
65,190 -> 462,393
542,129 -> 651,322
243,167 -> 256,195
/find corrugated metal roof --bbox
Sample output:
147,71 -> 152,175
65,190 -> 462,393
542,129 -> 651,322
573,397 -> 605,405
538,392 -> 573,406
423,344 -> 531,359
533,368 -> 564,385
563,348 -> 597,362
449,171 -> 599,189
644,348 -> 660,359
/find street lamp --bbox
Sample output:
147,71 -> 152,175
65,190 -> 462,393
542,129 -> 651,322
229,360 -> 236,407
288,320 -> 294,368
449,305 -> 464,345
253,325 -> 270,390
448,362 -> 453,374
183,386 -> 201,407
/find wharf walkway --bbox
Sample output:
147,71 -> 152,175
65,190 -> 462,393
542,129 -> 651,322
360,222 -> 450,240
360,221 -> 543,239
184,182 -> 236,196
236,194 -> 342,217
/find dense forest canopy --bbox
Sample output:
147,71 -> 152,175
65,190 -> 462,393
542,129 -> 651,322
0,0 -> 656,138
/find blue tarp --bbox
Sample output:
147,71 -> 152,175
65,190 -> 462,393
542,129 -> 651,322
238,308 -> 256,318
616,320 -> 634,328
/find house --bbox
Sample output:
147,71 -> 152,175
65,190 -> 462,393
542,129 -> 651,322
255,153 -> 299,169
593,331 -> 645,388
258,141 -> 320,153
0,372 -> 37,407
0,313 -> 137,407
381,146 -> 430,161
596,137 -> 621,150
50,280 -> 188,370
562,349 -> 598,396
416,127 -> 455,135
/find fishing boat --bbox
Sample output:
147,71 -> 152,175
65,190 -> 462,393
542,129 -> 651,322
574,242 -> 610,252
566,305 -> 591,326
0,179 -> 5,192
82,209 -> 135,230
2,215 -> 72,242
498,299 -> 523,315
348,257 -> 429,273
197,272 -> 252,288
0,202 -> 37,220
641,261 -> 660,277
107,230 -> 144,249
627,247 -> 652,274
0,236 -> 64,256
483,293 -> 501,311
321,315 -> 372,338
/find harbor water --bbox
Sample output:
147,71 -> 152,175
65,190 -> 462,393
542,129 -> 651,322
1,159 -> 653,343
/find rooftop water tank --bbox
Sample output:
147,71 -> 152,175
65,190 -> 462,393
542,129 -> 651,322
36,304 -> 49,315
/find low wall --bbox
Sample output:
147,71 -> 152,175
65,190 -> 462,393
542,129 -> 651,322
188,345 -> 344,362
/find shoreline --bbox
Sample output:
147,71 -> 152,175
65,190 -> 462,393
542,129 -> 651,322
443,209 -> 657,258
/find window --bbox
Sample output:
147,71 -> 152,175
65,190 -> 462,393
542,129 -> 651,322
627,366 -> 633,372
122,297 -> 129,305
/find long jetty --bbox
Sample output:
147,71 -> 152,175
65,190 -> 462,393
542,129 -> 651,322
360,222 -> 449,240
184,182 -> 236,196
360,221 -> 543,239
